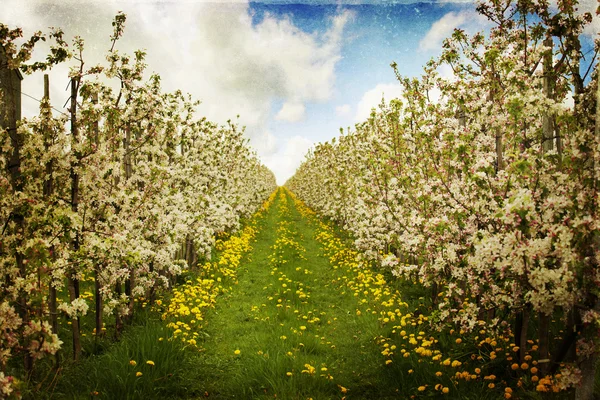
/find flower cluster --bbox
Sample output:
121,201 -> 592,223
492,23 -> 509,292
160,215 -> 262,346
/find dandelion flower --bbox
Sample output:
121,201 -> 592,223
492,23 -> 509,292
234,349 -> 241,355
136,372 -> 143,377
536,384 -> 548,392
146,360 -> 155,366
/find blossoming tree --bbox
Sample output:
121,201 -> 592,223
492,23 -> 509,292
0,13 -> 276,397
287,0 -> 599,397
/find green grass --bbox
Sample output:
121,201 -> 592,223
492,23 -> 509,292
38,308 -> 195,400
180,189 -> 419,399
31,188 -> 595,399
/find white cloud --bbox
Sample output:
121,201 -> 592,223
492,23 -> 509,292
355,83 -> 404,122
419,10 -> 492,53
251,130 -> 278,157
419,11 -> 468,52
428,87 -> 443,104
262,135 -> 313,185
335,104 -> 351,116
1,0 -> 351,173
275,102 -> 306,123
562,91 -> 575,110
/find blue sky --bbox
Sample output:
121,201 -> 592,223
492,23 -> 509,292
251,2 -> 471,144
2,0 -> 597,184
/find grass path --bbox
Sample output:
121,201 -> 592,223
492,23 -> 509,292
189,188 -> 406,399
51,188 -> 549,399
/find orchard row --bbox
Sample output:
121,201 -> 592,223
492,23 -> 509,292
287,1 -> 599,398
0,13 -> 276,396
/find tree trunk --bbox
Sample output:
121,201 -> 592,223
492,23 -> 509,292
575,59 -> 600,400
94,268 -> 103,339
69,78 -> 81,360
67,277 -> 81,361
122,124 -> 135,324
514,306 -> 530,363
576,300 -> 599,400
538,313 -> 551,376
114,283 -> 123,338
124,270 -> 134,325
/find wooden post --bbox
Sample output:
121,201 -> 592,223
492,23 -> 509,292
90,92 -> 104,340
0,46 -> 22,132
41,74 -> 59,341
0,46 -> 24,191
542,34 -> 554,154
0,46 -> 33,374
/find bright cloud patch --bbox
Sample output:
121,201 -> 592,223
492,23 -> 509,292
419,11 -> 491,53
419,11 -> 468,52
263,136 -> 313,185
335,104 -> 351,116
252,130 -> 278,157
190,5 -> 353,130
276,102 -> 306,123
355,83 -> 404,122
